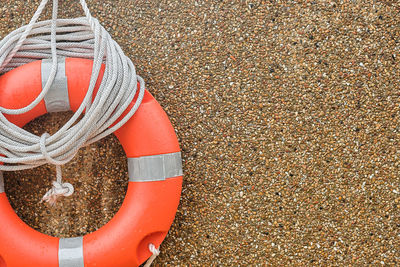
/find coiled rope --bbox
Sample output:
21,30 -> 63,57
0,0 -> 145,204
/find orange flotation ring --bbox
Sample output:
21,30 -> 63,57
0,58 -> 183,267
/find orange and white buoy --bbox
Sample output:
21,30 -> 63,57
0,58 -> 183,267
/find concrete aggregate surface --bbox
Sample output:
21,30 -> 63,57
1,0 -> 400,266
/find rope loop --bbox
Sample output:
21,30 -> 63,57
40,133 -> 64,165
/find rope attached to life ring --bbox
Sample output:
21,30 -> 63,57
0,0 -> 145,205
144,244 -> 161,267
0,1 -> 163,265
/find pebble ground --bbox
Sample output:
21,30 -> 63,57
1,0 -> 400,266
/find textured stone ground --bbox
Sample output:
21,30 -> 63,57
1,0 -> 400,266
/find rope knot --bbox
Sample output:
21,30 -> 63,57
41,181 -> 74,206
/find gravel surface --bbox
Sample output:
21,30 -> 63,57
1,0 -> 400,266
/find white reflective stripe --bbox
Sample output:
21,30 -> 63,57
41,57 -> 70,112
128,152 -> 183,182
0,171 -> 4,193
59,237 -> 84,267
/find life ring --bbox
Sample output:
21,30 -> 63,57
0,58 -> 183,267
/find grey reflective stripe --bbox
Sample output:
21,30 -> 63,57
0,171 -> 4,193
59,237 -> 84,267
41,57 -> 70,112
128,152 -> 183,182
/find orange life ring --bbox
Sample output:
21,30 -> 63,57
0,58 -> 183,267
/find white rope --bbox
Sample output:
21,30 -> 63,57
0,0 -> 145,203
144,243 -> 160,267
